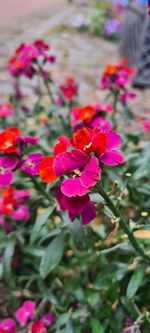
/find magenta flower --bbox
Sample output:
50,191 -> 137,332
13,189 -> 31,201
56,187 -> 96,225
18,135 -> 40,145
20,153 -> 44,176
99,130 -> 125,166
60,156 -> 101,197
40,313 -> 55,327
0,156 -> 18,188
0,319 -> 16,333
54,149 -> 89,177
120,91 -> 136,103
89,116 -> 112,131
13,205 -> 30,220
20,45 -> 39,64
15,300 -> 36,326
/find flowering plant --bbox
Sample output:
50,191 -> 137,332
0,39 -> 150,333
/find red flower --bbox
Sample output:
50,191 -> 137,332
78,105 -> 95,123
34,40 -> 49,51
0,128 -> 21,154
71,127 -> 108,155
39,156 -> 58,183
54,136 -> 70,156
2,197 -> 17,214
60,76 -> 78,100
31,321 -> 47,333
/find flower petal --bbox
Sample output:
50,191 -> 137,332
101,150 -> 125,166
61,177 -> 88,197
80,156 -> 101,188
39,156 -> 57,183
0,171 -> 14,188
54,150 -> 88,176
81,202 -> 96,225
107,130 -> 122,150
56,187 -> 90,214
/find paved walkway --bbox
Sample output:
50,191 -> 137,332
0,0 -> 63,23
0,0 -> 149,112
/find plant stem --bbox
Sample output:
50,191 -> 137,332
112,89 -> 119,128
97,184 -> 150,262
37,63 -> 55,105
30,176 -> 51,202
43,77 -> 55,105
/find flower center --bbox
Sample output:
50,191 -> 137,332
73,169 -> 81,176
83,141 -> 92,151
27,162 -> 34,167
0,167 -> 6,174
4,141 -> 12,148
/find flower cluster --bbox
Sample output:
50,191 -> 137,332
101,60 -> 136,103
8,40 -> 56,79
0,187 -> 30,228
0,127 -> 39,187
39,126 -> 124,225
0,300 -> 55,333
71,103 -> 113,130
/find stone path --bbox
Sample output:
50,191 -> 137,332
0,0 -> 149,113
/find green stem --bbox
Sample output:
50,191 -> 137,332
112,89 -> 119,128
43,77 -> 55,105
37,63 -> 55,105
30,176 -> 51,202
97,184 -> 150,262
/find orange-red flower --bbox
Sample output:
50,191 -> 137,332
71,127 -> 108,155
39,156 -> 58,183
0,127 -> 22,154
78,105 -> 95,123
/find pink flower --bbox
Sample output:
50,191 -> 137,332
0,104 -> 14,117
0,319 -> 16,333
0,156 -> 18,188
59,155 -> 101,197
40,313 -> 55,326
20,153 -> 44,176
143,119 -> 150,133
89,116 -> 112,131
15,301 -> 36,326
12,205 -> 30,220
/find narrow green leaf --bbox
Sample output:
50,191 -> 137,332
126,267 -> 144,299
40,234 -> 65,278
90,318 -> 105,333
66,318 -> 74,333
3,240 -> 15,279
30,205 -> 55,244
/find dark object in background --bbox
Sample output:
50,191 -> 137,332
119,2 -> 147,67
132,20 -> 150,88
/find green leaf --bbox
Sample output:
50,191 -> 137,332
126,267 -> 144,299
40,234 -> 65,278
30,206 -> 55,244
90,318 -> 105,333
66,318 -> 74,333
3,240 -> 15,279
